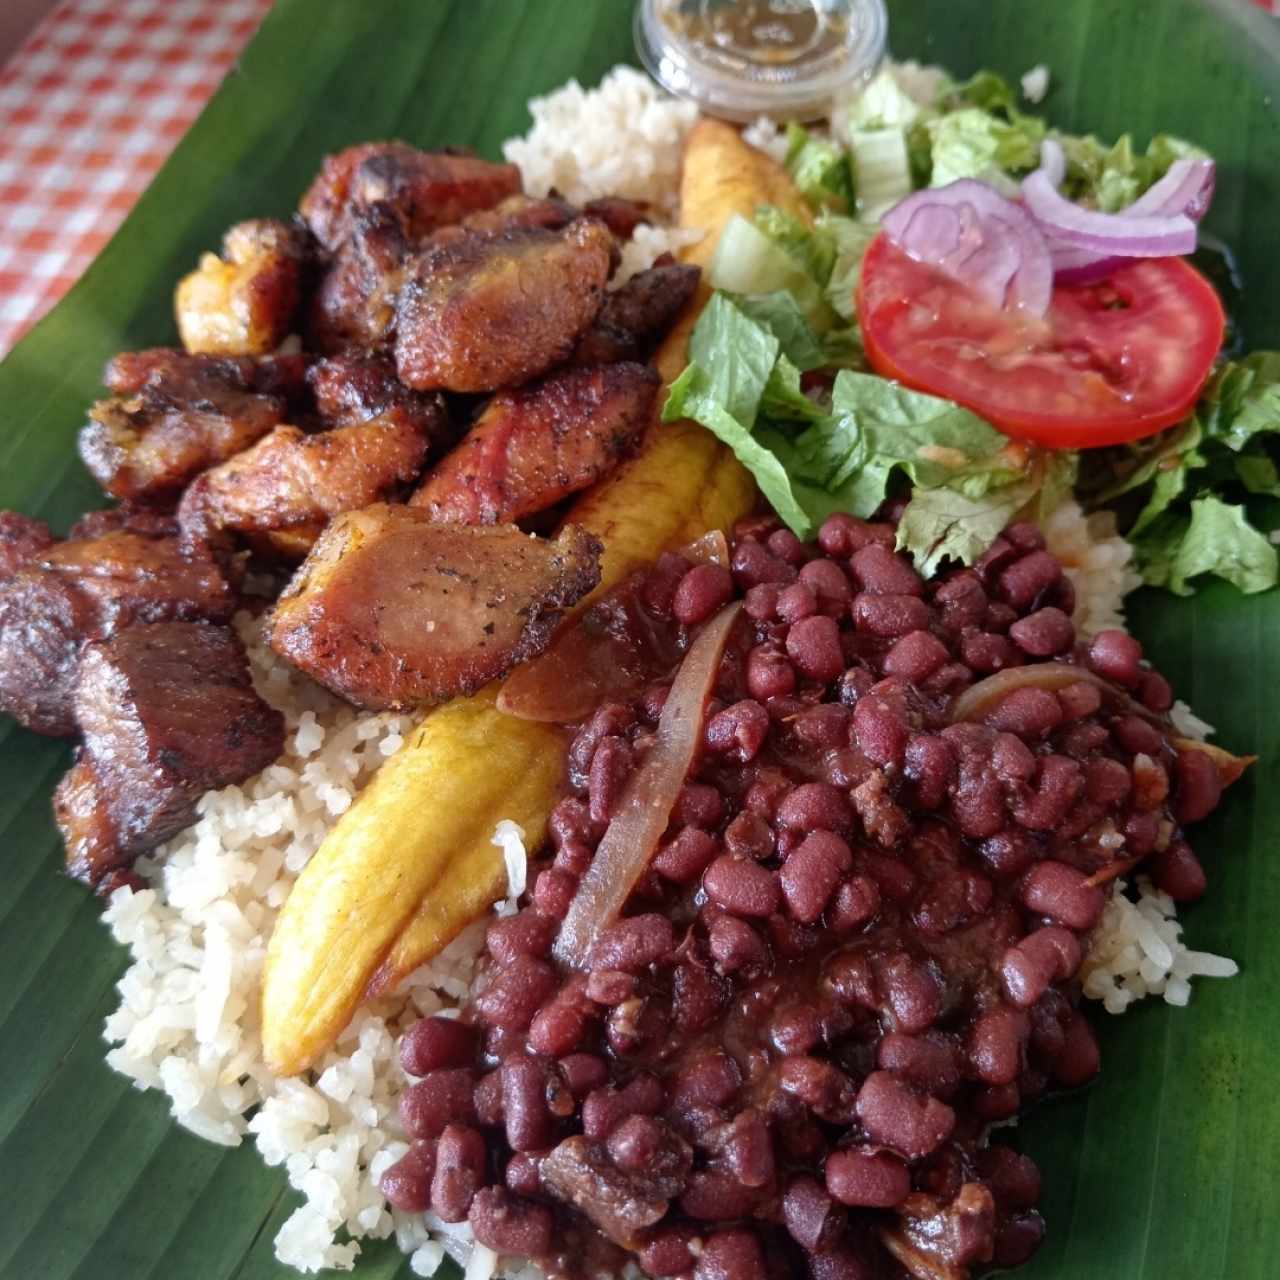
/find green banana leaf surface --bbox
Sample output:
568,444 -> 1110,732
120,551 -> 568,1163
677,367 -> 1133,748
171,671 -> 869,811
1,0 -> 1277,1277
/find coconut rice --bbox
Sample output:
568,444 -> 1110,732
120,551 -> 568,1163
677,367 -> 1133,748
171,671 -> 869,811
97,71 -> 1238,1277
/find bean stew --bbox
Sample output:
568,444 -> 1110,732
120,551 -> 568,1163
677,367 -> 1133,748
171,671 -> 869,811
380,509 -> 1229,1280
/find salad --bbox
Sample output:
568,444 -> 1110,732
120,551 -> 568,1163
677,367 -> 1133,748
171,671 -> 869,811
665,65 -> 1280,596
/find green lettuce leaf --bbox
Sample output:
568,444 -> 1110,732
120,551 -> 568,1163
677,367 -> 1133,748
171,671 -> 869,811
1137,497 -> 1278,595
1056,130 -> 1209,211
845,66 -> 927,130
927,106 -> 1045,187
785,123 -> 854,213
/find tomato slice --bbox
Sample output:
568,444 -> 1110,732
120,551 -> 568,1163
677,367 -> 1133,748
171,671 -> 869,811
856,233 -> 1226,448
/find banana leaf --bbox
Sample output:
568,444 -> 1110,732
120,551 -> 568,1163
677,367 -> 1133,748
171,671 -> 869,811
0,0 -> 1277,1276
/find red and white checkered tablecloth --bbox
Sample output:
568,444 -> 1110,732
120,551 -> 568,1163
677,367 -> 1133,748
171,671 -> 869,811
0,0 -> 273,357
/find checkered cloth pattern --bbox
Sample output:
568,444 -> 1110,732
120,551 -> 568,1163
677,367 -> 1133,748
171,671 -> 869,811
0,0 -> 272,357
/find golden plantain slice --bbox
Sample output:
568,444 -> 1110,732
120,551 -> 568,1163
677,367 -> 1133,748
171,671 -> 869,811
262,120 -> 797,1075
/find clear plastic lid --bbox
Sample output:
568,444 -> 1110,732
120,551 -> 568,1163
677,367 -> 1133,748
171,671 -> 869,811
634,0 -> 888,123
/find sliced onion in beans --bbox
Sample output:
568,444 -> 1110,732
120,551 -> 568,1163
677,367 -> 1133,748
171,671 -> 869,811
947,663 -> 1127,725
553,601 -> 743,970
880,179 -> 1053,316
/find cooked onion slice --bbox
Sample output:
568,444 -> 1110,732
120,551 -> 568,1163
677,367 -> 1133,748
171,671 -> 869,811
880,179 -> 1053,317
553,601 -> 742,969
947,662 -> 1118,724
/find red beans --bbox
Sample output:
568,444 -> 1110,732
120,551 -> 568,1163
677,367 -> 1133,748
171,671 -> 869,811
825,1146 -> 911,1207
878,1031 -> 961,1095
996,550 -> 1062,610
777,582 -> 818,624
588,735 -> 634,824
399,1016 -> 476,1077
745,645 -> 796,701
379,1141 -> 436,1211
781,831 -> 853,923
707,915 -> 770,975
1020,861 -> 1104,930
853,682 -> 913,768
469,1187 -> 553,1256
431,1124 -> 487,1221
501,1057 -> 553,1152
674,563 -> 735,625
532,866 -> 576,917
485,913 -> 557,967
582,1074 -> 664,1139
681,1170 -> 763,1221
1174,745 -> 1224,824
1149,840 -> 1208,902
786,615 -> 845,682
1088,629 -> 1144,686
694,1229 -> 767,1280
704,856 -> 781,917
778,782 -> 853,835
641,551 -> 692,616
1052,1010 -> 1101,1087
476,962 -> 560,1029
399,1068 -> 476,1140
732,539 -> 795,589
557,1052 -> 608,1097
986,687 -> 1063,737
640,1226 -> 699,1277
653,827 -> 719,884
851,544 -> 923,596
1000,926 -> 1083,1006
967,1006 -> 1029,1085
883,629 -> 948,682
589,913 -> 676,973
706,700 -> 770,762
782,1174 -> 844,1251
1008,606 -> 1074,656
854,1071 -> 955,1160
799,558 -> 854,614
853,591 -> 931,638
671,1050 -> 742,1110
527,976 -> 596,1056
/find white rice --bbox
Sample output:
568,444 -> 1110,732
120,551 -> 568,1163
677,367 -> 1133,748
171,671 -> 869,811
94,69 -> 1237,1277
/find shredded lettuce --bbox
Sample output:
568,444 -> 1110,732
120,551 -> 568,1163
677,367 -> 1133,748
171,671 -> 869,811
785,124 -> 854,213
849,129 -> 914,221
1138,498 -> 1277,596
1056,130 -> 1209,211
926,106 -> 1044,188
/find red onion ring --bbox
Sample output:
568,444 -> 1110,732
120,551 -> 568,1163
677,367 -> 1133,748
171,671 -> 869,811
881,179 -> 1053,317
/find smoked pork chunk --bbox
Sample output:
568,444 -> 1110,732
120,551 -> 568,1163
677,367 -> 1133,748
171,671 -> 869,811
308,351 -> 454,435
80,349 -> 290,502
0,525 -> 236,736
268,504 -> 602,709
410,362 -> 659,524
308,202 -> 410,353
425,193 -> 578,247
178,408 -> 439,552
300,141 -> 521,252
395,219 -> 614,393
570,262 -> 701,365
175,218 -> 310,357
56,621 -> 284,886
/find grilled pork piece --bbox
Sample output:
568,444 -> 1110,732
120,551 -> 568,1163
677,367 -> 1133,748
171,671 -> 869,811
308,202 -> 410,353
300,141 -> 521,252
268,504 -> 602,709
308,351 -> 452,435
178,410 -> 438,554
427,193 -> 578,248
56,621 -> 284,887
395,219 -> 614,393
175,218 -> 310,357
571,262 -> 701,365
81,350 -> 290,502
410,362 -> 658,524
103,347 -> 308,404
0,510 -> 55,577
0,525 -> 236,736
